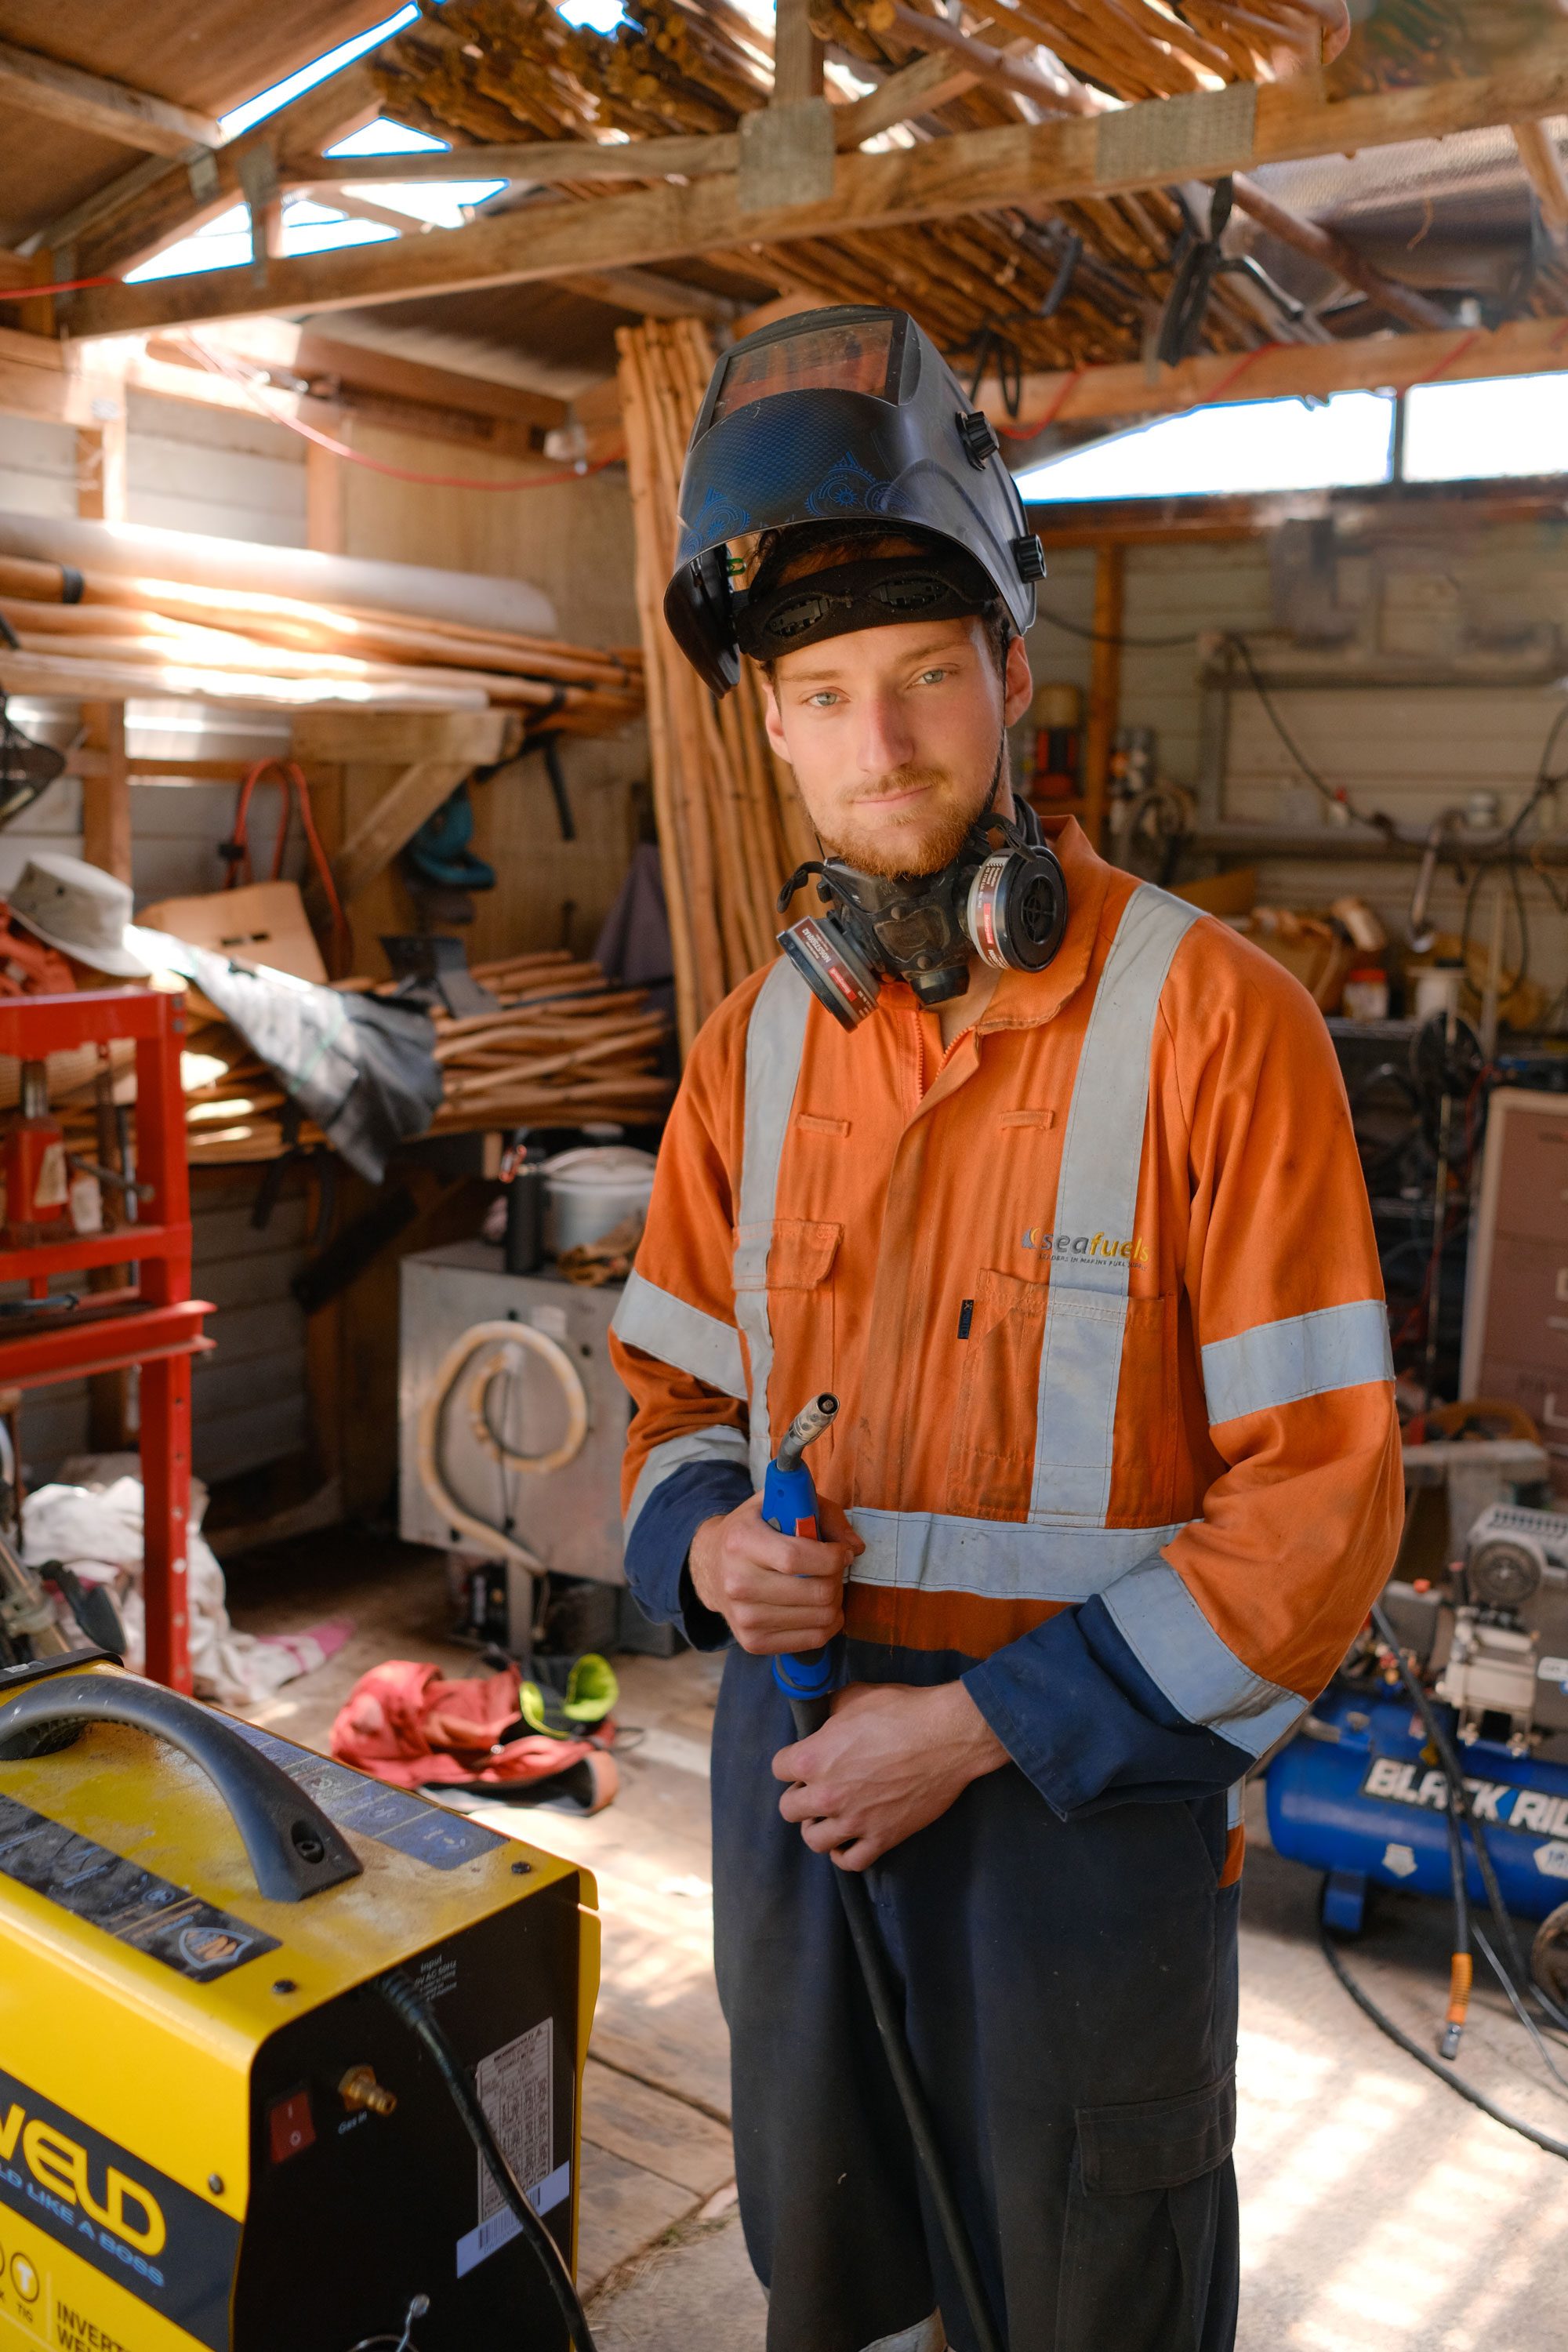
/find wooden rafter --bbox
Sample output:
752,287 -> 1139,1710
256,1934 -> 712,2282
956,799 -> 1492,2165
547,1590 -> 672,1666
62,36 -> 1568,339
0,319 -> 568,455
0,38 -> 220,157
49,69 -> 379,282
974,314 -> 1568,435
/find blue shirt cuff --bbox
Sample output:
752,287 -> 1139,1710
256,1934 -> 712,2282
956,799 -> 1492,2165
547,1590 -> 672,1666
962,1588 -> 1251,1819
624,1458 -> 751,1652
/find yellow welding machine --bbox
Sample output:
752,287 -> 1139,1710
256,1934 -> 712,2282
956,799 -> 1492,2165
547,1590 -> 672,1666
0,1653 -> 599,2352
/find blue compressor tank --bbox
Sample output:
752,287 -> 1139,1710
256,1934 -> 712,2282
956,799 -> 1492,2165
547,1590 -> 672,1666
1266,1682 -> 1568,1932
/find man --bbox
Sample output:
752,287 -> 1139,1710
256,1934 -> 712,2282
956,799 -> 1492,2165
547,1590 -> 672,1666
610,307 -> 1403,2352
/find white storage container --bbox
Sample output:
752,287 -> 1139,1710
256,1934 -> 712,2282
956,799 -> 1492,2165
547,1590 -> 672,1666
542,1145 -> 658,1256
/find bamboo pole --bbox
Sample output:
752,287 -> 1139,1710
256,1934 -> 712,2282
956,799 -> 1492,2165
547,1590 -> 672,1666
618,324 -> 703,1049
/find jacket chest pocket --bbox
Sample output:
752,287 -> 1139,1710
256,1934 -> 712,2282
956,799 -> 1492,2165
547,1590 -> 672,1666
945,1266 -> 1050,1520
733,1219 -> 842,1471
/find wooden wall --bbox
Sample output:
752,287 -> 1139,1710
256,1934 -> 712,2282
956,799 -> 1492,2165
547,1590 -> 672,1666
318,412 -> 648,978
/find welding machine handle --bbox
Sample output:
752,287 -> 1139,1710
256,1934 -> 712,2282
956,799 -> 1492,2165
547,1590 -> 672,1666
0,1672 -> 363,1903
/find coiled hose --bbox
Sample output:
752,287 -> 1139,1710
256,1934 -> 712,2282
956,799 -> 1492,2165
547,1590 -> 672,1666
415,1319 -> 590,1573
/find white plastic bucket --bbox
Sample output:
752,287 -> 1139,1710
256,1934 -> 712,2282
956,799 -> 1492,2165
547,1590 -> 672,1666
542,1145 -> 657,1256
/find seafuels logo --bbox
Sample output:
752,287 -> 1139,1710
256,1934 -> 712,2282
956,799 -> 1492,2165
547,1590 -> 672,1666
1021,1228 -> 1149,1264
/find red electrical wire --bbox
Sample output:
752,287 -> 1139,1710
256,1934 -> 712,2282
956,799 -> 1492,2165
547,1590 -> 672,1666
0,273 -> 121,300
1401,328 -> 1485,391
993,339 -> 1287,445
183,332 -> 614,491
227,760 -> 354,975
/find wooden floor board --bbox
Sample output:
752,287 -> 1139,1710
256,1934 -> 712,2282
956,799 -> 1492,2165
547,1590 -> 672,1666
575,2143 -> 699,2296
582,2057 -> 734,2197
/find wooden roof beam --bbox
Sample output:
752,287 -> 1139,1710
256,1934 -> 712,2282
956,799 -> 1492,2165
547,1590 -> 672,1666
47,67 -> 379,283
289,47 -> 989,194
858,2 -> 1093,115
973,312 -> 1568,434
62,35 -> 1568,339
1229,174 -> 1450,332
0,38 -> 221,158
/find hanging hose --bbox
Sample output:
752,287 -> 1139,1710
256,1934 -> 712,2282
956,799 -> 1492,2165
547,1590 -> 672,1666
377,1970 -> 599,2352
415,1320 -> 589,1573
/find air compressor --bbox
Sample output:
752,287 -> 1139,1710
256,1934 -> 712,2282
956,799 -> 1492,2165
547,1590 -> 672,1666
0,1650 -> 599,2352
1268,1500 -> 1568,1937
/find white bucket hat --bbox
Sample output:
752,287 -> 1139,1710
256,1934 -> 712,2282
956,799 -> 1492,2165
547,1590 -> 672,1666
8,854 -> 154,979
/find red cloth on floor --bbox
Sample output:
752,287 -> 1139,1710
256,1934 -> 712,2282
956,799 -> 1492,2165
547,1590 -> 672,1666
329,1658 -> 613,1789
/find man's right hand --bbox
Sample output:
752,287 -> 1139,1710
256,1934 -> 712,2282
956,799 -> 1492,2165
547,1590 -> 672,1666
688,1490 -> 862,1656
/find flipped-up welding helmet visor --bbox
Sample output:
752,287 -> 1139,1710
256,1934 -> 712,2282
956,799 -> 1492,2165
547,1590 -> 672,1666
664,306 -> 1044,697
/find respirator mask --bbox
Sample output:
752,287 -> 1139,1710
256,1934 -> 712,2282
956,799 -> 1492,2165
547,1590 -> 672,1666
777,786 -> 1069,1032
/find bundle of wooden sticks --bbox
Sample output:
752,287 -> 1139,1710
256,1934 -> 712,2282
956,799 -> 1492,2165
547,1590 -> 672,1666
421,948 -> 673,1134
0,553 -> 644,734
39,949 -> 674,1166
618,315 -> 815,1051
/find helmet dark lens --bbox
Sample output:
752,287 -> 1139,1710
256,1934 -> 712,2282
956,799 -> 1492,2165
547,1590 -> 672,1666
768,593 -> 840,641
867,573 -> 949,615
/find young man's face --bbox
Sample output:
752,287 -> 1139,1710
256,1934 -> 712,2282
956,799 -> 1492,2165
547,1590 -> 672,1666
762,615 -> 1034,877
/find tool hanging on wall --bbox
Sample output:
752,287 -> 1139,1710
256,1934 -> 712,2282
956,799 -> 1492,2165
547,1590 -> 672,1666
0,695 -> 65,832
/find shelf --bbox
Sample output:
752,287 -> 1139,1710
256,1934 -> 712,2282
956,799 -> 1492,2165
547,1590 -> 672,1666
1190,822 -> 1568,864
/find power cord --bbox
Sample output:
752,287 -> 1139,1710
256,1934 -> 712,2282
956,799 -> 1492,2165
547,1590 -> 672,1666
377,1970 -> 600,2352
1316,1601 -> 1568,2164
348,2296 -> 430,2352
1319,1895 -> 1568,2161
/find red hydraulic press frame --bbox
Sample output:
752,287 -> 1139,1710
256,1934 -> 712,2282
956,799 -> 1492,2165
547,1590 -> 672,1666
0,989 -> 211,1693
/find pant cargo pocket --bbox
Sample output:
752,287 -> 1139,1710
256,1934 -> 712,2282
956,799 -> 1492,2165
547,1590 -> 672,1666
1054,2071 -> 1237,2352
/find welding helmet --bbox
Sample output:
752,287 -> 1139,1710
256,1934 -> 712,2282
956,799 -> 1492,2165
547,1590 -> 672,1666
664,305 -> 1047,698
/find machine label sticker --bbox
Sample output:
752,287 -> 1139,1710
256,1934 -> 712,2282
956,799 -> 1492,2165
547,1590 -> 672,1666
1359,1755 -> 1568,1841
0,2061 -> 238,2350
0,1793 -> 278,1981
227,1721 -> 506,1871
456,2020 -> 562,2278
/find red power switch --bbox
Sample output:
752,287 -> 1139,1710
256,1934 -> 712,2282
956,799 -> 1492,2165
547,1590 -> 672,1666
268,2089 -> 315,2165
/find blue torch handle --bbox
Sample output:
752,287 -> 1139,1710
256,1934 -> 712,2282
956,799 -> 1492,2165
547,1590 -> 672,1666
764,1457 -> 837,1701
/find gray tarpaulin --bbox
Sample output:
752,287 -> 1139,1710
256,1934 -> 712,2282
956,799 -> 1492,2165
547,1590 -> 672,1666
134,933 -> 444,1182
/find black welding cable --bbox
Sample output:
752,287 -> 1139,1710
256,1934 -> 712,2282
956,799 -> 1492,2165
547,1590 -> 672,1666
1368,1602 -> 1537,1995
1319,1889 -> 1568,2162
377,1970 -> 599,2352
788,1694 -> 1007,2352
1472,1924 -> 1568,2100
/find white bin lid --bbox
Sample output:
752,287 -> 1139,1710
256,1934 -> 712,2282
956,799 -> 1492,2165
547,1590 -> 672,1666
541,1145 -> 659,1190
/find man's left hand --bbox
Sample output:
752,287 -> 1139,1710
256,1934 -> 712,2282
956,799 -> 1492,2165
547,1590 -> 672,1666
773,1680 -> 1008,1871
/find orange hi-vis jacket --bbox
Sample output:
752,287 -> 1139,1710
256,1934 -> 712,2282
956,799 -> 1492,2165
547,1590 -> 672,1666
611,815 -> 1404,1811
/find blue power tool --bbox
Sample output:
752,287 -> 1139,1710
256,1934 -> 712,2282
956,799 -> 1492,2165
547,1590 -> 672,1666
765,1392 -> 839,1709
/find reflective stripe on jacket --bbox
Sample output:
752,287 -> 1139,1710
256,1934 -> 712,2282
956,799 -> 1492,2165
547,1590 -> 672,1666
610,815 -> 1403,1759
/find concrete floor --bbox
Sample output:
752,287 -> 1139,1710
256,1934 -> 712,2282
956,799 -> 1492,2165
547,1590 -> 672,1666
227,1535 -> 1568,2351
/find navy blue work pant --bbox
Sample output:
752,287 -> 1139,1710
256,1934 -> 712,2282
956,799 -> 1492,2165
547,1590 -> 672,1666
713,1651 -> 1240,2352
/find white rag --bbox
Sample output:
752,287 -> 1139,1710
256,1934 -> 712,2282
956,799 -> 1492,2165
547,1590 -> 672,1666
21,1470 -> 349,1707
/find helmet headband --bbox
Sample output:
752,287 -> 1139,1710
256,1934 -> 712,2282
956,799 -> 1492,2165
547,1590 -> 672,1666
736,545 -> 1000,664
